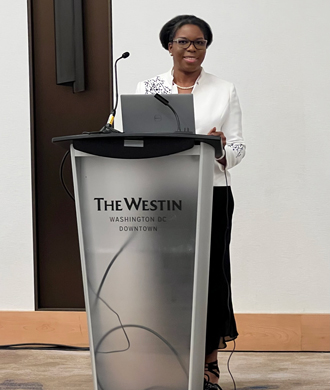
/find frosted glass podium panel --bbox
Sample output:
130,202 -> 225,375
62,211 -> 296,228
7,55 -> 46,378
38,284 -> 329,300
53,133 -> 221,390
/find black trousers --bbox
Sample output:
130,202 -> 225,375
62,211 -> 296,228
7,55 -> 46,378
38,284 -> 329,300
205,186 -> 238,355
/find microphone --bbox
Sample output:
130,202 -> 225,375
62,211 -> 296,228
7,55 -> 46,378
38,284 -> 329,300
100,52 -> 130,133
111,52 -> 130,122
108,52 -> 130,126
154,93 -> 182,132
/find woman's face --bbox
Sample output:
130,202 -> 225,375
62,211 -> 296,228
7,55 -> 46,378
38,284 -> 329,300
168,24 -> 207,74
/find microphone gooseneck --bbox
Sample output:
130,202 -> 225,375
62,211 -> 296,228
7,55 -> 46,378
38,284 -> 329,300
109,52 -> 131,126
84,52 -> 130,134
154,93 -> 182,132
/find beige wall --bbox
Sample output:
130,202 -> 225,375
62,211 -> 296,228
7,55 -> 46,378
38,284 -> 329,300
0,0 -> 34,310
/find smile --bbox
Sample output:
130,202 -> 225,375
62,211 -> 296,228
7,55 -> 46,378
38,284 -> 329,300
183,57 -> 198,63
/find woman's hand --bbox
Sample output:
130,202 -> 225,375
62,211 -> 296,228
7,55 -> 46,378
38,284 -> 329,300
207,127 -> 227,167
207,127 -> 226,146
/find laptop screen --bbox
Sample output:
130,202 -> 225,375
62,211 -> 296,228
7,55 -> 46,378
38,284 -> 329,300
121,94 -> 195,134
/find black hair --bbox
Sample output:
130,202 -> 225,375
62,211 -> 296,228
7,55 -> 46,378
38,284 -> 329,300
159,15 -> 213,51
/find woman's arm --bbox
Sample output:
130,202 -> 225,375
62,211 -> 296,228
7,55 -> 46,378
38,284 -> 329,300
218,85 -> 245,170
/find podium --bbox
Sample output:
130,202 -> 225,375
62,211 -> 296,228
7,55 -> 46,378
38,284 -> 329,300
53,133 -> 222,390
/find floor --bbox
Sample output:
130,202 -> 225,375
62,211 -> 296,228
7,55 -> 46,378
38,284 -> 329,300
0,350 -> 329,389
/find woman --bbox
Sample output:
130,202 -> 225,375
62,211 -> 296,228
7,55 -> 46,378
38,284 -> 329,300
136,15 -> 245,390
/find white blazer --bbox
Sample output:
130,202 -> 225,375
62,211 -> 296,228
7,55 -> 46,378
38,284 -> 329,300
136,68 -> 245,186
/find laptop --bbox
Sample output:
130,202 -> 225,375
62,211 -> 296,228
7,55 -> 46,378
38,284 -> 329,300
121,94 -> 195,134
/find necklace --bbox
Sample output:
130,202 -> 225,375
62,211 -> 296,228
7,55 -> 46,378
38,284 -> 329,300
173,83 -> 194,90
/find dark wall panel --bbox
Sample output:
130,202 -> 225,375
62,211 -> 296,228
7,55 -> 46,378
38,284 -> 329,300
31,0 -> 112,309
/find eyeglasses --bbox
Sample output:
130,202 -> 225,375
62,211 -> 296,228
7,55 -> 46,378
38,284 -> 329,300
172,38 -> 207,50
